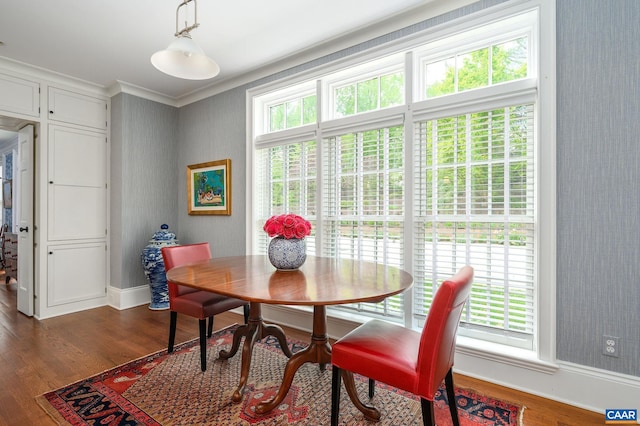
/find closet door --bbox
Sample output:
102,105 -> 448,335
48,87 -> 108,130
0,73 -> 40,117
48,125 -> 107,241
47,242 -> 107,306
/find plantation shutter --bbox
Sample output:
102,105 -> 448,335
412,103 -> 535,348
255,139 -> 317,254
321,120 -> 406,319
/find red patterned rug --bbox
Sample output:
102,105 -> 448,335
37,325 -> 522,425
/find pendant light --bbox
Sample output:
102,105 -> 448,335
151,0 -> 220,80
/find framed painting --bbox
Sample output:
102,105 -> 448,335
2,179 -> 11,209
187,159 -> 231,215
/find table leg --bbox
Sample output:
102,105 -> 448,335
219,302 -> 293,402
255,305 -> 332,414
341,370 -> 381,421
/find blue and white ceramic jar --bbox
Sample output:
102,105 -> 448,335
267,237 -> 307,270
141,224 -> 178,310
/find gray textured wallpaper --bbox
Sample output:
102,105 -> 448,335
175,88 -> 248,258
556,0 -> 640,375
110,93 -> 179,290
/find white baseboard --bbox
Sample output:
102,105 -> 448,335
36,285 -> 148,319
36,296 -> 108,320
454,350 -> 639,416
260,304 -> 638,416
108,284 -> 150,310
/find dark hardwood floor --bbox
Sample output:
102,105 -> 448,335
0,281 -> 602,425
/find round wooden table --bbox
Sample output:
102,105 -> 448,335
166,255 -> 413,414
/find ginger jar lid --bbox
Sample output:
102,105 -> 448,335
148,224 -> 178,246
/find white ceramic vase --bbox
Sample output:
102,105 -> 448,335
267,237 -> 306,270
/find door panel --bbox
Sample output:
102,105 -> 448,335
49,185 -> 106,240
0,74 -> 40,117
48,124 -> 107,241
48,125 -> 106,186
48,87 -> 107,130
47,243 -> 106,306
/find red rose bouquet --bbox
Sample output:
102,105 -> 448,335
263,214 -> 312,239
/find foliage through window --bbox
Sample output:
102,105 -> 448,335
425,36 -> 528,98
268,94 -> 317,132
334,71 -> 404,118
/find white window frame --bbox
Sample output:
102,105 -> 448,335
321,53 -> 405,121
253,80 -> 317,138
247,0 -> 556,369
412,9 -> 538,102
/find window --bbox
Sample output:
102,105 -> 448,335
424,36 -> 528,98
413,102 -> 535,347
322,123 -> 405,318
249,6 -> 548,353
323,54 -> 405,121
332,71 -> 404,117
253,81 -> 317,138
255,139 -> 318,254
268,94 -> 317,132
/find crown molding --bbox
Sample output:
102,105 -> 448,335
109,81 -> 178,107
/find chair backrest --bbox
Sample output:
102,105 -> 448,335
161,243 -> 212,299
415,266 -> 473,399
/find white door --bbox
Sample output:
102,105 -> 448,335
17,124 -> 34,316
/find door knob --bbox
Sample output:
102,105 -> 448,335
19,226 -> 29,232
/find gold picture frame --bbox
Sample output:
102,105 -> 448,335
187,159 -> 231,215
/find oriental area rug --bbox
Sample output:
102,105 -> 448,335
37,325 -> 522,425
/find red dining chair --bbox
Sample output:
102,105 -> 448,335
161,243 -> 249,372
330,266 -> 474,426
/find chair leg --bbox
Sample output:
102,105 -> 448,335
243,304 -> 250,324
330,366 -> 342,426
199,319 -> 207,372
420,398 -> 435,426
444,369 -> 460,426
368,378 -> 375,398
207,316 -> 214,338
168,311 -> 178,353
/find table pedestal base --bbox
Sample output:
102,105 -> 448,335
219,302 -> 293,402
221,302 -> 332,414
255,305 -> 332,414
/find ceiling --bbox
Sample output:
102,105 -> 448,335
0,117 -> 23,143
0,130 -> 15,143
0,0 -> 439,102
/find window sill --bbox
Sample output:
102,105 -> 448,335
455,335 -> 559,374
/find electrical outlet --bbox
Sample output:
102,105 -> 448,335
603,335 -> 620,358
